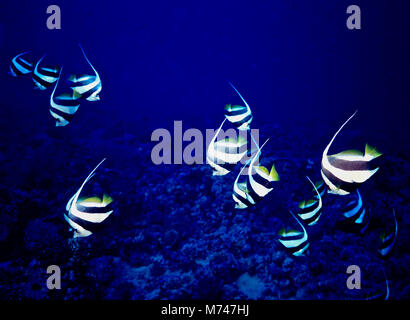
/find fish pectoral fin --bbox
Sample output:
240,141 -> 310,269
365,144 -> 382,159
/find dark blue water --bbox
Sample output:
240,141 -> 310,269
0,0 -> 409,299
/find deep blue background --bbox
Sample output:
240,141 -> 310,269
0,0 -> 409,300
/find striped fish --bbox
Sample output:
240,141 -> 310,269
341,189 -> 370,234
50,67 -> 81,127
278,211 -> 309,256
378,210 -> 398,258
68,44 -> 102,101
233,139 -> 279,209
9,52 -> 33,77
224,82 -> 253,131
321,111 -> 382,195
314,180 -> 327,199
32,55 -> 60,90
207,119 -> 247,176
297,176 -> 323,226
65,158 -> 114,238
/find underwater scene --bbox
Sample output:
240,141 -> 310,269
0,0 -> 409,301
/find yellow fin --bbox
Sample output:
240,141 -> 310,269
256,166 -> 269,176
333,149 -> 363,157
298,200 -> 306,209
79,196 -> 102,203
270,164 -> 280,181
103,194 -> 113,205
365,144 -> 382,159
306,199 -> 317,206
72,90 -> 82,99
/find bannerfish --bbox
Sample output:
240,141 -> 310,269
314,180 -> 327,199
68,44 -> 102,101
366,271 -> 389,300
378,210 -> 398,258
65,158 -> 114,238
207,119 -> 248,176
9,52 -> 33,77
32,55 -> 60,90
233,139 -> 279,209
341,189 -> 370,234
297,176 -> 323,226
278,211 -> 309,256
49,67 -> 81,127
321,111 -> 382,195
224,82 -> 253,131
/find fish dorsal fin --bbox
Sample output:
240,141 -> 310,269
323,110 -> 357,157
270,164 -> 280,181
229,82 -> 250,110
73,158 -> 107,206
365,144 -> 382,159
79,44 -> 99,77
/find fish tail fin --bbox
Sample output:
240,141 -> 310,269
365,143 -> 382,159
270,164 -> 280,181
72,90 -> 82,99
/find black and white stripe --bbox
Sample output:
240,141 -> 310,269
224,82 -> 253,131
378,210 -> 398,258
68,45 -> 102,101
9,52 -> 33,77
233,139 -> 279,209
207,119 -> 247,176
278,211 -> 309,256
64,159 -> 114,238
49,67 -> 81,127
341,189 -> 370,234
321,111 -> 382,195
32,55 -> 60,90
297,176 -> 323,226
314,180 -> 327,199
